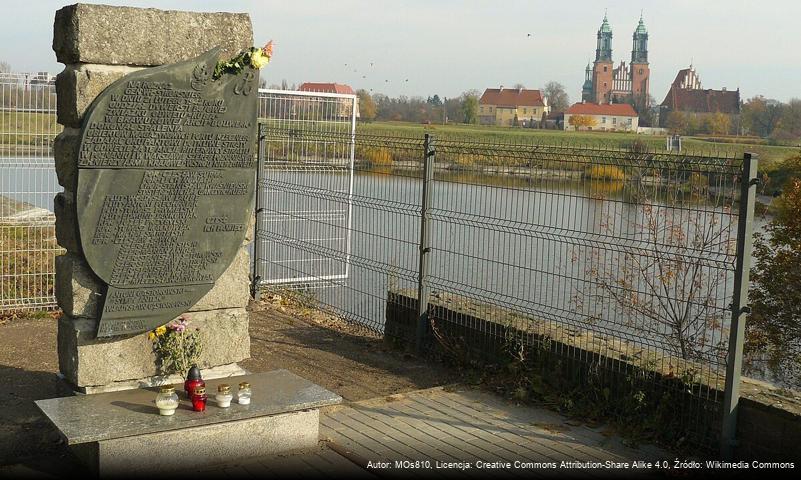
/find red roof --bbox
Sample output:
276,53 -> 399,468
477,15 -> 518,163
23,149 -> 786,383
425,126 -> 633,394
479,88 -> 545,107
298,82 -> 355,95
662,88 -> 740,114
565,102 -> 638,117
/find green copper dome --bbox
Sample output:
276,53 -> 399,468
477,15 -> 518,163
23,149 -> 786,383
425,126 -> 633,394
599,13 -> 612,33
635,15 -> 647,35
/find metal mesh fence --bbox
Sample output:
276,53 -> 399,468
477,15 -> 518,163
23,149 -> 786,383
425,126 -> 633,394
255,127 -> 747,448
0,73 -> 63,311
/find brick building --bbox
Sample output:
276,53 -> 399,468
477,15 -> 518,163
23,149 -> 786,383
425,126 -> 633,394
581,13 -> 650,108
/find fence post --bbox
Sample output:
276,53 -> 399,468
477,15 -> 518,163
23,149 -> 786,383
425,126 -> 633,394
721,152 -> 758,459
250,122 -> 265,301
416,133 -> 435,353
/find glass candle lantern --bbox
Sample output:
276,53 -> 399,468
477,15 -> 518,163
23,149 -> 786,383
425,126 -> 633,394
237,382 -> 251,405
184,365 -> 205,397
215,384 -> 233,408
155,386 -> 179,416
191,386 -> 208,412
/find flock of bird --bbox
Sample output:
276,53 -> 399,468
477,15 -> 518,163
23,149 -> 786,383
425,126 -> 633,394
343,62 -> 409,92
343,34 -> 532,92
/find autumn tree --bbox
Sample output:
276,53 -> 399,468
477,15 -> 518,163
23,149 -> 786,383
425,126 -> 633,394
742,96 -> 784,138
356,89 -> 376,122
772,98 -> 801,142
568,114 -> 597,130
542,81 -> 570,112
461,92 -> 479,125
702,112 -> 732,135
747,161 -> 801,386
0,61 -> 10,74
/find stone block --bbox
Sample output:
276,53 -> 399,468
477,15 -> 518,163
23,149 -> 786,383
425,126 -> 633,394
56,64 -> 142,128
53,128 -> 80,189
191,247 -> 251,312
79,411 -> 318,476
55,253 -> 103,318
58,307 -> 250,388
54,4 -> 253,67
53,191 -> 80,253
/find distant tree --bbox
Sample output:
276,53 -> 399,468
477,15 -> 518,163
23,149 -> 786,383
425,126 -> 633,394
665,111 -> 701,135
747,162 -> 801,387
772,98 -> 801,142
0,61 -> 10,74
542,81 -> 570,112
443,96 -> 463,123
702,112 -> 731,135
742,96 -> 784,138
461,92 -> 479,125
630,94 -> 656,126
512,83 -> 526,90
281,79 -> 289,90
568,114 -> 597,129
356,89 -> 377,122
427,94 -> 443,107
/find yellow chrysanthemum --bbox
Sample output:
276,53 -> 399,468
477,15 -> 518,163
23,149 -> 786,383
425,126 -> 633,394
148,332 -> 156,341
155,325 -> 167,336
250,48 -> 269,69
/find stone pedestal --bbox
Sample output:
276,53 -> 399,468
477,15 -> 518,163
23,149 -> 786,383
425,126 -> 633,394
36,371 -> 342,475
52,3 -> 256,392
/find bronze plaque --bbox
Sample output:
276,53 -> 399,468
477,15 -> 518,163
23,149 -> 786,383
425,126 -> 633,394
76,47 -> 258,337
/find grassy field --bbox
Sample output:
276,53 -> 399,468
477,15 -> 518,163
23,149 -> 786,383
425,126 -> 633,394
0,111 -> 61,150
358,121 -> 800,170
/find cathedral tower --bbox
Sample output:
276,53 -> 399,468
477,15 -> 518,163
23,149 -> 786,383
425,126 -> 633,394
630,14 -> 650,102
591,13 -> 614,103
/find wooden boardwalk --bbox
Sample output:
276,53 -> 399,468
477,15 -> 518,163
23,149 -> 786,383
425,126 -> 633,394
209,386 -> 669,478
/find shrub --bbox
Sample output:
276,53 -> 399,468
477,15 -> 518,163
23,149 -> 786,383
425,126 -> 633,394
584,164 -> 625,180
357,146 -> 393,166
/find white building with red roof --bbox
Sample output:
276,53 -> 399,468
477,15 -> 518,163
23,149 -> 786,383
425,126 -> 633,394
478,87 -> 549,127
564,102 -> 639,132
297,82 -> 359,119
298,82 -> 356,95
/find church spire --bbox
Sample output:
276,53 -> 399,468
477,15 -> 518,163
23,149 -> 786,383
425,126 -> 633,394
596,12 -> 613,62
631,13 -> 648,64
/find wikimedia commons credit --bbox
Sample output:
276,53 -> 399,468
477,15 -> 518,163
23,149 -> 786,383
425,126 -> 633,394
365,459 -> 796,474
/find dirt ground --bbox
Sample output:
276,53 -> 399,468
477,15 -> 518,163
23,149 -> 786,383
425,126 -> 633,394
0,297 -> 461,467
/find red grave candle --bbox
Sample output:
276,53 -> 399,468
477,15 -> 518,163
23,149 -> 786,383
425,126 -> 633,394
184,365 -> 204,397
191,386 -> 207,412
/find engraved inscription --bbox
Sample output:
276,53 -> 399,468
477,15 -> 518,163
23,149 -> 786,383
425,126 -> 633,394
76,48 -> 258,337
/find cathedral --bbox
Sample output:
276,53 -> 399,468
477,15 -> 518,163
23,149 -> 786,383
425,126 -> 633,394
581,13 -> 650,107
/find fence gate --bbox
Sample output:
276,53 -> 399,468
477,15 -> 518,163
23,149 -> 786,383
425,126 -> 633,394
253,89 -> 356,292
0,72 -> 63,311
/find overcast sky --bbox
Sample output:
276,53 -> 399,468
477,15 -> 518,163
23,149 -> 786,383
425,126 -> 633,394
2,0 -> 799,103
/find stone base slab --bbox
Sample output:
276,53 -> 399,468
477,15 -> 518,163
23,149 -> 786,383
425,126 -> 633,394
35,371 -> 341,475
71,410 -> 319,476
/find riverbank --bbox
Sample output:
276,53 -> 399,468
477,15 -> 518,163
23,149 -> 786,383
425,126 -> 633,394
359,121 -> 799,167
